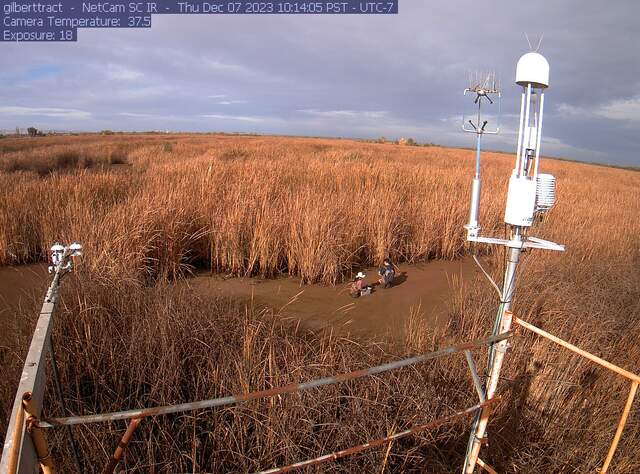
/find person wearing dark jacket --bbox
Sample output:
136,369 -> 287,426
378,258 -> 395,288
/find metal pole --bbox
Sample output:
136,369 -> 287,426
463,230 -> 523,474
519,84 -> 532,176
102,418 -> 142,474
467,130 -> 483,233
514,318 -> 640,383
0,243 -> 81,474
533,92 -> 545,178
514,89 -> 526,172
601,381 -> 638,473
475,130 -> 482,178
463,311 -> 514,474
465,350 -> 486,403
256,398 -> 500,474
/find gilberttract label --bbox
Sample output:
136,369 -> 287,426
2,1 -> 399,42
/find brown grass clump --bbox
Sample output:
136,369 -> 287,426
0,141 -> 129,176
29,278 -> 478,473
1,134 -> 639,472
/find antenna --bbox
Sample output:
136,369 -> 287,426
524,32 -> 544,52
462,70 -> 501,238
462,49 -> 564,474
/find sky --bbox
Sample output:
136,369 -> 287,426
1,1 -> 639,166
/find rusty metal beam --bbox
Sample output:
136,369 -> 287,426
102,418 -> 142,474
477,457 -> 498,474
0,249 -> 76,474
514,317 -> 640,383
4,394 -> 27,474
255,398 -> 500,474
601,381 -> 638,474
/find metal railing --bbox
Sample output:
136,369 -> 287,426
36,333 -> 507,428
513,317 -> 639,474
1,243 -> 82,474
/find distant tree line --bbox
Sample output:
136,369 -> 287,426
12,127 -> 46,137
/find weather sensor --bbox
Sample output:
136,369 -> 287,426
463,53 -> 563,252
462,48 -> 565,474
462,71 -> 501,238
48,241 -> 83,274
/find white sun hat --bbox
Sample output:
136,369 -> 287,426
356,272 -> 366,279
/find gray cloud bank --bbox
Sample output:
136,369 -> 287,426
1,1 -> 638,166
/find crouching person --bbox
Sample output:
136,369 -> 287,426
350,272 -> 372,298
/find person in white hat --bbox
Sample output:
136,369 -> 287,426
350,271 -> 371,298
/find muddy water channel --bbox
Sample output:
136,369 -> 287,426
0,259 -> 478,348
189,259 -> 478,339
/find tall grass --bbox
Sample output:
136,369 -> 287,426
0,135 -> 508,282
1,134 -> 639,472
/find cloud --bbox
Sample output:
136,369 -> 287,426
118,112 -> 153,117
205,59 -> 249,73
298,110 -> 389,120
557,95 -> 640,123
118,112 -> 203,123
0,106 -> 90,119
201,114 -> 265,123
218,100 -> 248,105
106,64 -> 144,81
541,135 -> 609,162
116,86 -> 177,100
556,103 -> 583,118
597,96 -> 640,122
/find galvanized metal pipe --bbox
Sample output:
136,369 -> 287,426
464,311 -> 513,474
465,350 -> 485,403
37,333 -> 511,428
533,92 -> 545,178
463,230 -> 523,473
519,84 -> 533,176
514,88 -> 526,172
